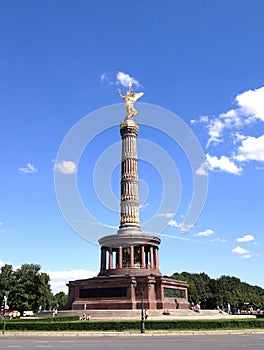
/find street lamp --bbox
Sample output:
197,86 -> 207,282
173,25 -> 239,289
132,280 -> 151,334
2,291 -> 10,335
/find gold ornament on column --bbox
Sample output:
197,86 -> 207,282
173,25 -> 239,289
117,82 -> 144,119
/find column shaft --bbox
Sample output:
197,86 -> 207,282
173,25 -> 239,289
118,246 -> 123,268
119,122 -> 140,227
130,245 -> 134,268
109,248 -> 113,269
155,247 -> 159,270
150,246 -> 154,269
141,245 -> 145,268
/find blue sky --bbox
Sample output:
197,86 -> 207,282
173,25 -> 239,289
1,0 -> 264,293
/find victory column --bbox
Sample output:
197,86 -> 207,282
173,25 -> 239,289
67,85 -> 189,312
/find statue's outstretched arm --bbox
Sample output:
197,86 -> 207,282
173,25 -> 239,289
117,88 -> 125,100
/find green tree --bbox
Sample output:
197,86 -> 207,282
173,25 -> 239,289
181,272 -> 213,309
171,272 -> 199,304
217,275 -> 241,307
36,271 -> 53,311
52,291 -> 68,310
0,264 -> 16,300
0,263 -> 52,313
171,271 -> 264,310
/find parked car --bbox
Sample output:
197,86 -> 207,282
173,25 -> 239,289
0,309 -> 20,318
9,310 -> 20,319
231,307 -> 240,315
223,307 -> 240,315
23,310 -> 34,317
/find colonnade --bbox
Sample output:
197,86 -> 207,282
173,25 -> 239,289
100,244 -> 159,272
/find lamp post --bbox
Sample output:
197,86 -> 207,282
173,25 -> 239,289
2,291 -> 10,335
132,280 -> 151,334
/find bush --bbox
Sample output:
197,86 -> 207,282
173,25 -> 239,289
1,318 -> 264,332
7,316 -> 79,323
146,319 -> 264,330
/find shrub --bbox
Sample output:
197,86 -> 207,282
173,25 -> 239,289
1,318 -> 264,332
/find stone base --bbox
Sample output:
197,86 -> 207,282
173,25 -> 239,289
67,274 -> 189,310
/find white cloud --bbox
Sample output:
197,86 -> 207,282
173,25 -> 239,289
235,86 -> 264,122
180,223 -> 194,233
100,71 -> 140,88
139,203 -> 150,209
195,86 -> 264,150
232,132 -> 247,145
54,160 -> 77,175
217,86 -> 264,132
156,212 -> 175,218
195,162 -> 208,176
206,118 -> 225,147
195,229 -> 214,237
168,219 -> 180,227
47,269 -> 97,294
0,260 -> 4,268
100,73 -> 107,82
210,237 -> 227,243
219,109 -> 242,128
235,135 -> 264,162
18,163 -> 38,174
236,234 -> 255,243
191,116 -> 209,125
202,109 -> 242,147
166,219 -> 195,232
242,254 -> 252,259
206,153 -> 242,175
232,246 -> 249,255
116,71 -> 140,87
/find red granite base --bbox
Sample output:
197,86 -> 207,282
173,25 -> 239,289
67,274 -> 189,310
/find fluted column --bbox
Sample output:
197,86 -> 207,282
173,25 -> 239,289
100,247 -> 105,270
155,247 -> 159,270
119,119 -> 141,231
150,246 -> 154,269
109,248 -> 113,269
141,245 -> 145,268
130,245 -> 134,268
118,246 -> 123,268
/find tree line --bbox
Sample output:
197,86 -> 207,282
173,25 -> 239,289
0,264 -> 67,313
2,264 -> 263,312
171,271 -> 264,310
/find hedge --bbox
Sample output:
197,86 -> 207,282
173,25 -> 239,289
8,316 -> 80,323
1,318 -> 264,332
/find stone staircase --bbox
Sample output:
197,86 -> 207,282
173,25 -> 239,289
56,309 -> 253,320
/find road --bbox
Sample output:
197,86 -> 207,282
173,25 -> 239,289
0,334 -> 264,350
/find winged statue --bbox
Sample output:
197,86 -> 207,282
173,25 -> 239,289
117,83 -> 144,119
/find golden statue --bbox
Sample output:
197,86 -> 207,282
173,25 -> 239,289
117,83 -> 144,119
